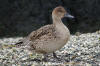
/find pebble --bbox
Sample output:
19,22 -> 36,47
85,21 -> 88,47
0,32 -> 100,65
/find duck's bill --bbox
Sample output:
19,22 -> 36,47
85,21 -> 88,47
64,13 -> 74,18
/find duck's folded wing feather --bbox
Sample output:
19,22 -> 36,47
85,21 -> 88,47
28,25 -> 54,41
15,25 -> 54,46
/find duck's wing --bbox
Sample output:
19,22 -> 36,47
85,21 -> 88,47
15,25 -> 55,47
28,25 -> 55,41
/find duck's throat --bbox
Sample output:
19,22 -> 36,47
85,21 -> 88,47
53,17 -> 64,26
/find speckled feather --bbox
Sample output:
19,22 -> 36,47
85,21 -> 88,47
29,25 -> 56,41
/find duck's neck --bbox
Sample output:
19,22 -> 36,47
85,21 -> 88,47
52,15 -> 65,27
52,15 -> 70,39
52,15 -> 70,33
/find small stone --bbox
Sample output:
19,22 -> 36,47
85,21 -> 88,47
75,32 -> 81,36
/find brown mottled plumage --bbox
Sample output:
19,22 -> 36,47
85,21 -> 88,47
15,6 -> 74,55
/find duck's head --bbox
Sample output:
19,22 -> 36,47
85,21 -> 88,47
52,6 -> 74,19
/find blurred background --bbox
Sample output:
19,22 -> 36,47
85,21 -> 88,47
0,0 -> 100,37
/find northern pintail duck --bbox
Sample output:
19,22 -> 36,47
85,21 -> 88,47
16,6 -> 74,60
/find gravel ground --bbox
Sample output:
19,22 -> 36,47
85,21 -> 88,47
0,31 -> 100,66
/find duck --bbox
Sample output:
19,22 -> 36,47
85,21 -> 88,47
15,6 -> 74,61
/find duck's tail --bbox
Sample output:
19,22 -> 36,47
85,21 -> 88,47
15,37 -> 31,48
15,41 -> 24,47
